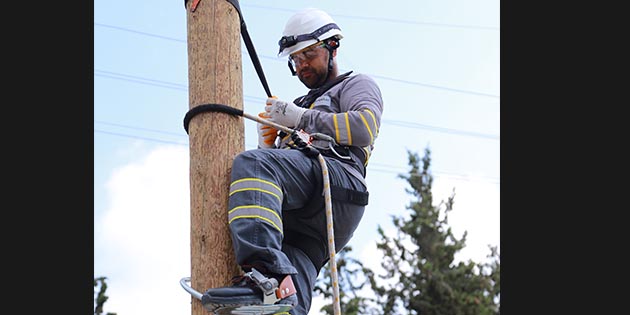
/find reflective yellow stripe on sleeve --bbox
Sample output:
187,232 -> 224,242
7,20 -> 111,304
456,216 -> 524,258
358,111 -> 375,143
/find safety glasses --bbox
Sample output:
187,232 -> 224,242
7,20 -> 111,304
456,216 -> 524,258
288,41 -> 326,68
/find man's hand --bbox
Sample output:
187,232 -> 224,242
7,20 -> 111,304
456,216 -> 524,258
265,96 -> 307,128
257,112 -> 278,149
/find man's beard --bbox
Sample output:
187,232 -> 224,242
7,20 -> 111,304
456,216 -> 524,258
298,67 -> 328,89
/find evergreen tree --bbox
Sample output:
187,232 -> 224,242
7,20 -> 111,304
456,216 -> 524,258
314,246 -> 380,315
94,276 -> 117,315
365,148 -> 500,314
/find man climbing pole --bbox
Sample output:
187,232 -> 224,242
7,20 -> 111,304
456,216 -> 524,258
201,7 -> 384,314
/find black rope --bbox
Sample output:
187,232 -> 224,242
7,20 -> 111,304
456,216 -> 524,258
224,0 -> 273,97
183,103 -> 323,160
183,104 -> 243,134
184,0 -> 272,97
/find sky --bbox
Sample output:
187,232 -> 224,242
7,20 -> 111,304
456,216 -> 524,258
94,0 -> 500,314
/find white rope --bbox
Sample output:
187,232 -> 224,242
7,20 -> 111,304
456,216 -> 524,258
317,154 -> 341,315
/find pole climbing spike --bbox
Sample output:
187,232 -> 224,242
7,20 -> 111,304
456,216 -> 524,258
179,276 -> 295,314
212,304 -> 293,315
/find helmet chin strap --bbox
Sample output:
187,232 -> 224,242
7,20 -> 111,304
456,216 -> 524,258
320,38 -> 339,88
314,51 -> 333,89
310,38 -> 339,88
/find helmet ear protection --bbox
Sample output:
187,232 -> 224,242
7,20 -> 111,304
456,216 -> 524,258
323,38 -> 340,75
323,38 -> 340,51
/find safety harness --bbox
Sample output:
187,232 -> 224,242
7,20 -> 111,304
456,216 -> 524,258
285,70 -> 370,205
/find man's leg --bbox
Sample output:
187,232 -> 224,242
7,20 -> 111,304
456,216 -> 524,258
202,149 -> 320,308
282,244 -> 319,315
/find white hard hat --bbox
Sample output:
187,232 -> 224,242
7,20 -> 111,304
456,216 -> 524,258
277,8 -> 343,58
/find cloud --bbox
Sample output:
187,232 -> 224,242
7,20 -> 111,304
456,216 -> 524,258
97,145 -> 192,314
432,176 -> 500,264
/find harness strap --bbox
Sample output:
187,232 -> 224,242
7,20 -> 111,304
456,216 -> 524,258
293,71 -> 353,108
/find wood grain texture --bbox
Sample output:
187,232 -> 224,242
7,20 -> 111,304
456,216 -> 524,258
185,0 -> 244,313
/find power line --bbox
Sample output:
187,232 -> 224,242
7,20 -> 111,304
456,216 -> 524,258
94,22 -> 185,43
364,73 -> 498,98
95,129 -> 187,145
384,119 -> 499,140
95,69 -> 187,91
95,120 -> 186,137
94,129 -> 499,185
240,4 -> 499,31
93,70 -> 499,141
369,162 -> 500,183
94,23 -> 499,98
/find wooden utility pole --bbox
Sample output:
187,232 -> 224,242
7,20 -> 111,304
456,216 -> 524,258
185,0 -> 243,314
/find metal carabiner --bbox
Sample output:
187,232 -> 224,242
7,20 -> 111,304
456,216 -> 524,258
310,133 -> 352,160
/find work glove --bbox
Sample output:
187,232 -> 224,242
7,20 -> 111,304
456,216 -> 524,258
265,96 -> 307,129
257,112 -> 278,149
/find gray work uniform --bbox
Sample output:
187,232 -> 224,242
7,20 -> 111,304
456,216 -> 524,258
227,73 -> 383,314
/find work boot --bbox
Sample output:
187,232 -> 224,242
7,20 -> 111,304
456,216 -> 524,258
201,268 -> 298,310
